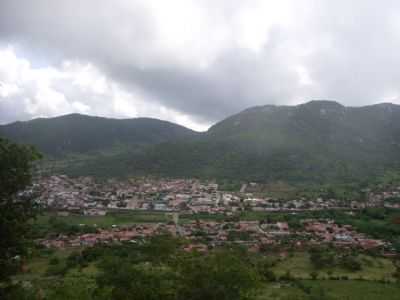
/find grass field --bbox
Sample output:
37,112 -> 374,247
34,210 -> 169,227
21,256 -> 400,300
259,280 -> 400,300
22,209 -> 400,299
32,211 -> 234,232
33,210 -> 288,228
18,245 -> 400,300
23,249 -> 397,281
271,252 -> 397,281
34,209 -> 377,231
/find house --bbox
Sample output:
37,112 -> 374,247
84,209 -> 106,216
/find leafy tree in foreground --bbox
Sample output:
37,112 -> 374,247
0,138 -> 41,284
176,249 -> 261,300
92,240 -> 261,300
309,247 -> 336,269
96,257 -> 177,300
47,274 -> 97,300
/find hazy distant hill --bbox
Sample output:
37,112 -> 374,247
123,100 -> 400,182
0,113 -> 197,156
2,101 -> 400,182
207,100 -> 400,164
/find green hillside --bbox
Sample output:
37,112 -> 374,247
0,113 -> 197,156
2,101 -> 400,182
118,100 -> 400,182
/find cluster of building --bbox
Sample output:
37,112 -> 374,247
32,175 -> 221,215
377,188 -> 400,209
38,218 -> 391,255
29,175 -> 399,215
302,220 -> 386,250
29,175 -> 400,255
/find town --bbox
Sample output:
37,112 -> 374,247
29,175 -> 400,256
30,175 -> 400,215
39,217 -> 391,256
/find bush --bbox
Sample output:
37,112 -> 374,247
49,256 -> 60,265
280,270 -> 294,281
310,271 -> 319,280
46,261 -> 68,276
341,255 -> 362,272
261,269 -> 276,282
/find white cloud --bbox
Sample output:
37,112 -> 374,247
0,46 -> 210,131
2,0 -> 400,127
0,82 -> 19,98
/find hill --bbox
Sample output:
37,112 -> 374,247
0,113 -> 197,156
123,100 -> 400,182
2,101 -> 400,182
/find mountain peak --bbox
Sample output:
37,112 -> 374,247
373,102 -> 398,109
302,100 -> 344,109
0,113 -> 196,156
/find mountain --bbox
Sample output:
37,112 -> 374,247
0,113 -> 197,156
207,100 -> 400,163
122,100 -> 400,182
2,101 -> 400,182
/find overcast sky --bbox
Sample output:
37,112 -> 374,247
1,0 -> 400,131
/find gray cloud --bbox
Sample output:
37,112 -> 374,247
1,0 -> 400,129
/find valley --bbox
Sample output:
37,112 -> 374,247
3,101 -> 400,299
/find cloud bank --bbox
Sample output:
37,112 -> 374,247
1,0 -> 400,130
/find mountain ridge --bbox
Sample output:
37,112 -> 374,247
1,100 -> 400,182
0,113 -> 198,156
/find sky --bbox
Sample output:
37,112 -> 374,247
1,1 -> 400,131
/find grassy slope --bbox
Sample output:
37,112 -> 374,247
271,252 -> 396,281
5,101 -> 400,182
21,249 -> 399,300
259,280 -> 400,300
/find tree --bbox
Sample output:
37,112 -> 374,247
0,138 -> 41,284
48,274 -> 96,300
176,249 -> 260,300
309,285 -> 333,300
341,255 -> 362,272
96,257 -> 177,300
309,247 -> 336,269
392,238 -> 400,253
310,271 -> 319,280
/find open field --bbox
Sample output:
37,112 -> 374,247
22,249 -> 398,282
20,250 -> 400,300
32,211 -> 231,232
271,252 -> 396,281
259,280 -> 400,300
33,211 -> 169,227
27,210 -> 400,299
32,210 -> 311,229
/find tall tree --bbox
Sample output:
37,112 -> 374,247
176,249 -> 260,300
0,137 -> 41,283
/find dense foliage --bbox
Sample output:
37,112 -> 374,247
14,232 -> 400,300
36,236 -> 262,300
0,138 -> 40,295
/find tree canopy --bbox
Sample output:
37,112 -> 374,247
0,137 -> 41,284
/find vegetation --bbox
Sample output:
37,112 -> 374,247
0,113 -> 196,157
31,207 -> 400,246
309,247 -> 362,271
3,102 -> 400,299
7,205 -> 400,299
11,236 -> 400,300
0,138 -> 41,297
31,211 -> 169,236
14,236 -> 262,299
259,280 -> 400,300
3,101 -> 400,183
